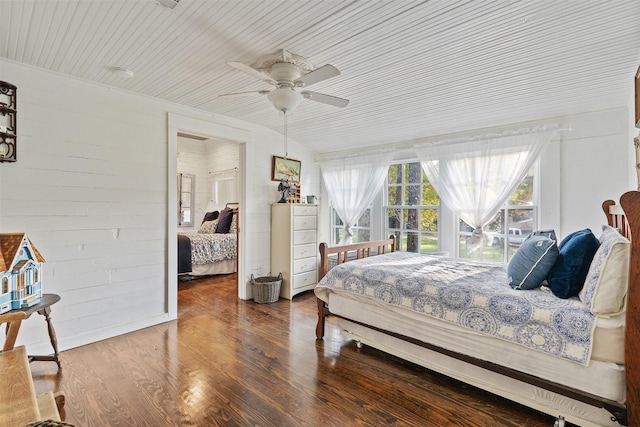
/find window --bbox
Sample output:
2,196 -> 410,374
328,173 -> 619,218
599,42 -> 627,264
177,173 -> 195,227
458,167 -> 536,262
1,277 -> 8,294
384,162 -> 439,253
331,207 -> 371,245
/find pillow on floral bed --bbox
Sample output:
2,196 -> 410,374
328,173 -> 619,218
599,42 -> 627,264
229,213 -> 237,233
215,207 -> 234,234
199,219 -> 218,234
579,225 -> 630,316
202,210 -> 219,224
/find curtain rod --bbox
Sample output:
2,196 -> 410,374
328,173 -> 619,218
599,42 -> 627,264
316,125 -> 571,162
209,167 -> 238,175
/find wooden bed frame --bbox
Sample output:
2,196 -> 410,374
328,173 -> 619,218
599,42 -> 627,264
316,190 -> 640,426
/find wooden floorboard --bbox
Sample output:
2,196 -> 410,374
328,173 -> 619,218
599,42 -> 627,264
30,274 -> 559,426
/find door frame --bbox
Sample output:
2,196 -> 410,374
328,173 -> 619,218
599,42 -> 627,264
167,113 -> 249,319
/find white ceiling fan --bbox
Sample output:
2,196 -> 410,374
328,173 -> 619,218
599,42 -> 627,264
222,49 -> 349,113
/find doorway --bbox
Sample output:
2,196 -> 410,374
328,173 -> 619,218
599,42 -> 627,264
167,113 -> 249,320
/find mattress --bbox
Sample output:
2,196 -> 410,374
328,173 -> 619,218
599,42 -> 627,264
326,291 -> 625,402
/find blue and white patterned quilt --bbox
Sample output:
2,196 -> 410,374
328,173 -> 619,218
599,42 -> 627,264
315,251 -> 596,365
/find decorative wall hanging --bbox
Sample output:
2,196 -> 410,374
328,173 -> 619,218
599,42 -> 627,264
272,155 -> 301,182
0,81 -> 17,163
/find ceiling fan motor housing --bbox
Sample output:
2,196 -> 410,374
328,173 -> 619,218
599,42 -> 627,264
269,62 -> 302,84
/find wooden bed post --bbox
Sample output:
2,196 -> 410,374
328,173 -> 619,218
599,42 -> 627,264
621,191 -> 640,426
315,236 -> 397,340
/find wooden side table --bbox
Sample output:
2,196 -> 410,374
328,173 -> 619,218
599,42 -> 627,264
18,293 -> 62,369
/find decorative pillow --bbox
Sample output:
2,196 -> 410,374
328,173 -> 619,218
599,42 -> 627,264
524,229 -> 557,244
229,213 -> 237,234
508,236 -> 559,290
202,210 -> 219,224
579,225 -> 630,316
215,207 -> 234,234
199,219 -> 218,234
546,229 -> 600,299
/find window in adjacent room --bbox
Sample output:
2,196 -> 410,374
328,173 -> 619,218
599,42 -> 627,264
384,162 -> 440,253
458,167 -> 536,263
177,173 -> 195,227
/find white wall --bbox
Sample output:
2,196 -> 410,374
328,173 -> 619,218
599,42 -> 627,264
0,59 -> 320,354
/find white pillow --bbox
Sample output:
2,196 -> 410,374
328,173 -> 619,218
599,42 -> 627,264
579,225 -> 630,317
199,219 -> 218,234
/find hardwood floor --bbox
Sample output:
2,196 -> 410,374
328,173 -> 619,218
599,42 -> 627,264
30,274 -> 558,426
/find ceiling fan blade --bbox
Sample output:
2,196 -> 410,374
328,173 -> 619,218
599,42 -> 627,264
226,61 -> 277,86
294,64 -> 340,87
301,91 -> 349,108
218,90 -> 270,97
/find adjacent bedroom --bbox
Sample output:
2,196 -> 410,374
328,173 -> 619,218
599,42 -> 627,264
176,134 -> 240,287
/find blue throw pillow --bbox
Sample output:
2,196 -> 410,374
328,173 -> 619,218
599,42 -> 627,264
547,228 -> 600,299
524,229 -> 557,244
508,236 -> 559,290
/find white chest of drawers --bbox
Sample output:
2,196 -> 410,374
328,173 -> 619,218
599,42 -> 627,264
271,203 -> 318,299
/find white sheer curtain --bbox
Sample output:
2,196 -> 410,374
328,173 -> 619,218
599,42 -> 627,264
320,151 -> 393,244
415,126 -> 559,249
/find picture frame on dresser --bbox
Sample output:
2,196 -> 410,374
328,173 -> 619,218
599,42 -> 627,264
272,156 -> 301,182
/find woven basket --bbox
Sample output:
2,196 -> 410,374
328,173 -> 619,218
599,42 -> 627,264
251,273 -> 282,304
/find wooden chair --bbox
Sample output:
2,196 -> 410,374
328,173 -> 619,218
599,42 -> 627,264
0,310 -> 27,351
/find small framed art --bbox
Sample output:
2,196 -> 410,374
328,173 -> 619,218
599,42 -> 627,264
272,156 -> 301,182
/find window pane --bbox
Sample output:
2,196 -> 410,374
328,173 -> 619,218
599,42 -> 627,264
405,162 -> 422,184
358,209 -> 371,227
509,168 -> 534,205
388,164 -> 402,184
387,208 -> 401,229
420,234 -> 438,253
388,186 -> 402,205
420,209 -> 438,232
333,210 -> 344,226
404,208 -> 419,230
406,185 -> 421,205
507,208 -> 534,246
356,229 -> 370,242
386,162 -> 440,254
459,236 -> 506,262
406,232 -> 420,252
422,183 -> 439,205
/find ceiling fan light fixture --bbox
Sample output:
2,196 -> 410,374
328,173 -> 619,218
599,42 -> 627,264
267,87 -> 302,113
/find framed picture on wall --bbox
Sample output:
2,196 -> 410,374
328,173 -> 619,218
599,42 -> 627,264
272,155 -> 301,182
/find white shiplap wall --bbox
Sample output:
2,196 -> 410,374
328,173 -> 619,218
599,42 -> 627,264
0,59 -> 320,353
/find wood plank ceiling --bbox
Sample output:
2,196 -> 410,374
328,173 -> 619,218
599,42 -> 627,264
1,0 -> 639,154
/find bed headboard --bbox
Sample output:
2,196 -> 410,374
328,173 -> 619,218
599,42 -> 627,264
318,235 -> 396,281
615,191 -> 640,426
